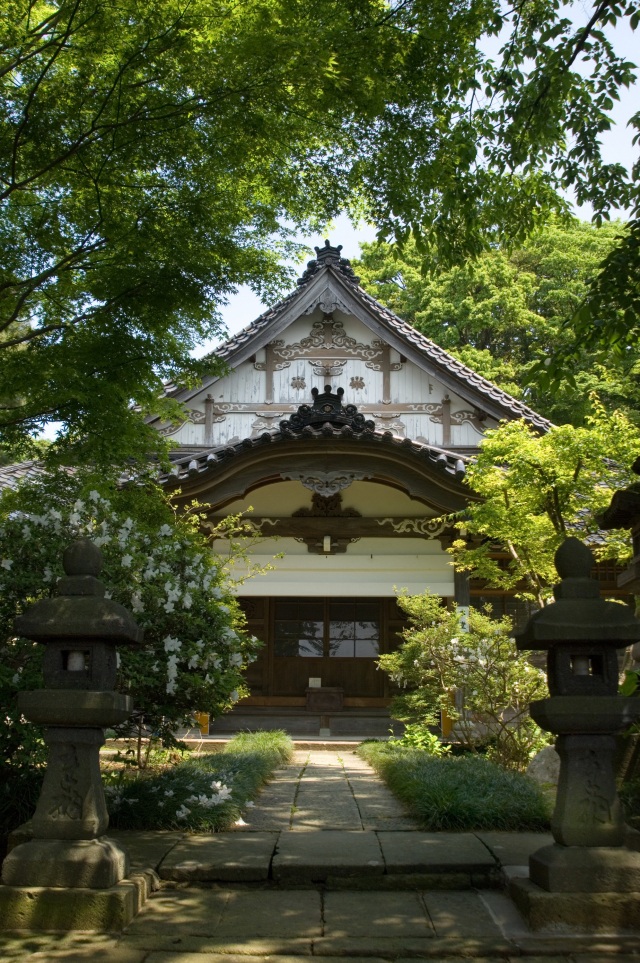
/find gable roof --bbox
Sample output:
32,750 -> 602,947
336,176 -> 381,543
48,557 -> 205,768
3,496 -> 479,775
160,241 -> 551,432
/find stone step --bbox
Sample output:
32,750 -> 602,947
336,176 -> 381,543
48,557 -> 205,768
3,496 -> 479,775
144,829 -> 508,888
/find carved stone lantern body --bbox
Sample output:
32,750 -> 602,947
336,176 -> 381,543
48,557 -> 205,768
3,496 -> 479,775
515,537 -> 640,898
1,539 -> 142,889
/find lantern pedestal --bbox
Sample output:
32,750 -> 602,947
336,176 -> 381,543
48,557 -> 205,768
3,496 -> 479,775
1,837 -> 129,889
0,540 -> 151,931
511,538 -> 640,932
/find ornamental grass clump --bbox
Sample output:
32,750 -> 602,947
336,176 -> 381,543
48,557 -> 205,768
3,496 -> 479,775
106,731 -> 293,832
358,742 -> 550,831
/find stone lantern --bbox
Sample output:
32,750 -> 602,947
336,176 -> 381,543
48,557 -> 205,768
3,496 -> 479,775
1,539 -> 143,893
511,536 -> 640,930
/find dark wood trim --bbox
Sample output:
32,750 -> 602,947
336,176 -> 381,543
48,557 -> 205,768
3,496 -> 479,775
244,517 -> 451,539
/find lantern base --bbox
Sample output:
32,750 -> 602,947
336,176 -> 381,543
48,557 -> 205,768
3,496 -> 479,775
0,870 -> 158,932
510,875 -> 640,932
529,842 -> 640,892
1,837 -> 129,889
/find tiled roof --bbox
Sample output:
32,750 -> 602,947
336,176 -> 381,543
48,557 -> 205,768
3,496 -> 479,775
165,246 -> 550,431
163,422 -> 468,488
0,460 -> 45,490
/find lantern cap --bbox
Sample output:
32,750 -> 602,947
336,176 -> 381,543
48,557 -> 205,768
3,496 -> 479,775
14,539 -> 143,646
516,537 -> 640,650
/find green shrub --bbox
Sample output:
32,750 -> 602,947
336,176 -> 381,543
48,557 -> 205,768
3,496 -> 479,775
358,741 -> 550,831
106,730 -> 293,831
378,593 -> 551,772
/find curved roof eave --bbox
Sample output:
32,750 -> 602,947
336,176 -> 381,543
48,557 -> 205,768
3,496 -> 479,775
159,422 -> 473,515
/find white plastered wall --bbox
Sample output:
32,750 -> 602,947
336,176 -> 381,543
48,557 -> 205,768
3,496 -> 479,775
215,536 -> 454,598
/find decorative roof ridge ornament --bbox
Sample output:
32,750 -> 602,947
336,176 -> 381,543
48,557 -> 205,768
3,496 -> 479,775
297,239 -> 361,286
281,385 -> 375,434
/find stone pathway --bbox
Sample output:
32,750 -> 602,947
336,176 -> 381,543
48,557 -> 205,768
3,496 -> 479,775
232,749 -> 416,832
2,748 -> 640,960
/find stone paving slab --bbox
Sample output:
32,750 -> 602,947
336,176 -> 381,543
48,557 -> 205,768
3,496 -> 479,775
272,830 -> 384,880
124,935 -> 314,955
312,936 -> 516,957
473,831 -> 554,869
144,957 -> 382,963
377,831 -> 498,874
158,832 -> 278,881
423,891 -> 505,940
18,946 -> 145,962
109,830 -> 186,872
340,756 -> 417,832
215,889 -> 321,939
323,890 -> 435,938
123,887 -> 230,936
230,762 -> 303,833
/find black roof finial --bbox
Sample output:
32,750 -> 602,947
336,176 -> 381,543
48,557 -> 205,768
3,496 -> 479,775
297,241 -> 360,286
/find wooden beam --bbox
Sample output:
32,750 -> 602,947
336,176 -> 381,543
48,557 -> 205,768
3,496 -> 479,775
211,516 -> 452,539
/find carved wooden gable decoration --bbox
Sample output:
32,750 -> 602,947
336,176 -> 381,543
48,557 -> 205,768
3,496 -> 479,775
151,241 -> 548,457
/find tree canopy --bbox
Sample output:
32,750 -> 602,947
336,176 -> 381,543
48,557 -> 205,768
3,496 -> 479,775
0,0 -> 431,464
355,219 -> 640,426
1,0 -> 637,464
450,403 -> 640,608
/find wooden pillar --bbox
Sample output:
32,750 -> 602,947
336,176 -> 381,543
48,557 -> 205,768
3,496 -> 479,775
204,395 -> 214,447
442,394 -> 452,447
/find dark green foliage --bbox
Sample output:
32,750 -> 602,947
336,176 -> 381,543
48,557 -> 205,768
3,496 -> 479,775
355,221 -> 640,426
358,742 -> 551,831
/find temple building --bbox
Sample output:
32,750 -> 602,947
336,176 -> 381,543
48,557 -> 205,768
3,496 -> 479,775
148,242 -> 553,736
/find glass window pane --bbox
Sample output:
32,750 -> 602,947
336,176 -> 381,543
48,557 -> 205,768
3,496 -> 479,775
355,638 -> 379,658
329,638 -> 355,657
274,616 -> 323,657
355,620 -> 378,639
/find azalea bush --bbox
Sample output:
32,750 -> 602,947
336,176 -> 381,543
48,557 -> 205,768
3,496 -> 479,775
0,470 -> 261,774
378,593 -> 551,771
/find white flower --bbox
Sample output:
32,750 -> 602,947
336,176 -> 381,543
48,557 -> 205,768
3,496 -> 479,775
188,655 -> 199,669
230,652 -> 242,667
159,524 -> 172,536
69,512 -> 82,526
230,690 -> 239,703
21,526 -> 31,539
175,805 -> 190,820
89,490 -> 101,502
163,601 -> 175,613
121,554 -> 133,568
183,593 -> 192,609
167,653 -> 179,672
73,499 -> 85,511
163,790 -> 174,797
1,559 -> 13,570
219,604 -> 230,615
131,592 -> 144,613
43,566 -> 53,582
